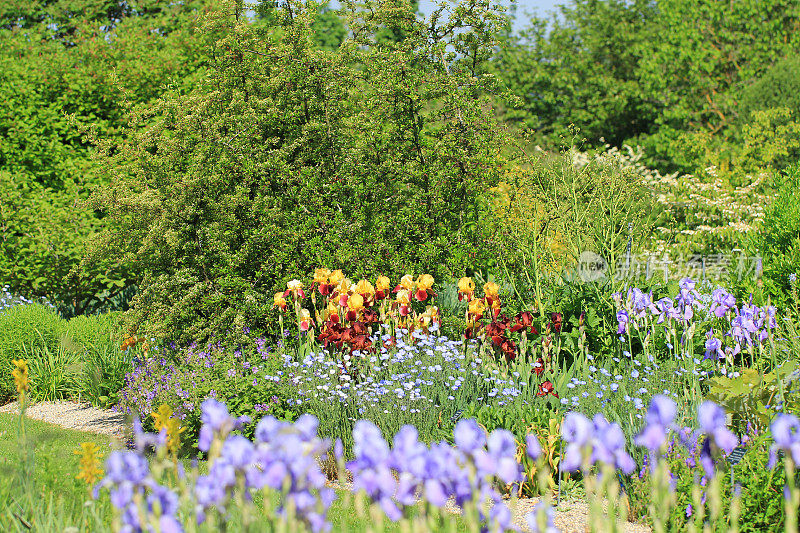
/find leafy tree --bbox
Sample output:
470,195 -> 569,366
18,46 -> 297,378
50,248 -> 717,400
311,2 -> 347,50
737,54 -> 800,123
87,0 -> 512,344
0,0 -> 214,314
494,0 -> 800,174
637,0 -> 800,171
492,0 -> 658,146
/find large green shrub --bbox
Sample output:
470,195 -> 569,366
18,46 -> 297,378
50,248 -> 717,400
731,164 -> 800,306
0,304 -> 62,401
87,0 -> 511,345
61,312 -> 121,353
738,54 -> 800,122
0,0 -> 215,315
0,303 -> 128,405
494,0 -> 800,175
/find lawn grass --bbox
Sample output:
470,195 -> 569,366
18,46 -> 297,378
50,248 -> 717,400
0,410 -> 116,530
0,411 -> 472,532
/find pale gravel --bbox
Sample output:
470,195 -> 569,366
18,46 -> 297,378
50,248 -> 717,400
0,400 -> 651,532
0,400 -> 127,440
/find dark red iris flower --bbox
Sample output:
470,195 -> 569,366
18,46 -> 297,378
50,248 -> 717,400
500,338 -> 517,360
510,311 -> 537,335
533,357 -> 545,376
537,380 -> 558,398
362,309 -> 379,324
485,316 -> 509,339
550,312 -> 563,333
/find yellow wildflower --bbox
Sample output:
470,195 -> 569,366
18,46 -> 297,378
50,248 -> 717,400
329,269 -> 345,286
313,268 -> 331,285
273,291 -> 287,309
12,359 -> 29,396
398,274 -> 415,291
355,279 -> 375,299
74,442 -> 103,485
468,298 -> 486,318
348,293 -> 365,312
416,274 -> 434,291
483,281 -> 500,300
151,404 -> 186,455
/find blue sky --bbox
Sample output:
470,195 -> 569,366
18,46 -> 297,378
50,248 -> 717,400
418,0 -> 562,17
322,0 -> 565,33
417,0 -> 563,31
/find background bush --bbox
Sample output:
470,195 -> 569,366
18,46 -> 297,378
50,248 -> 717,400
0,0 -> 215,315
0,303 -> 128,405
0,304 -> 63,402
732,164 -> 800,306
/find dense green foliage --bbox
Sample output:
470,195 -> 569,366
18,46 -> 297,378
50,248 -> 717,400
0,0 -> 212,315
0,305 -> 63,401
733,164 -> 800,305
87,0 -> 510,344
494,0 -> 800,177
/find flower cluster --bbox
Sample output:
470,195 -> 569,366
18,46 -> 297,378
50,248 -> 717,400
74,442 -> 104,486
118,337 -> 289,442
95,394 -> 782,532
95,447 -> 182,533
614,279 -> 776,366
279,329 -> 527,416
194,400 -> 334,531
0,285 -> 54,313
12,358 -> 29,397
348,418 -> 522,530
561,412 -> 635,473
274,270 -> 440,356
96,398 -> 558,532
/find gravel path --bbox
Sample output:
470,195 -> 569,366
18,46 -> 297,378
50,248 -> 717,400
0,400 -> 127,439
327,480 -> 651,532
0,400 -> 650,532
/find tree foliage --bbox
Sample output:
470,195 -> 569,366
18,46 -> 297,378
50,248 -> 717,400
0,0 -> 213,314
87,0 -> 511,343
495,0 -> 800,174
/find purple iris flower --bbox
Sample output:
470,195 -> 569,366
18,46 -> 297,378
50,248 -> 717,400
198,398 -> 250,452
628,288 -> 652,318
768,413 -> 800,468
591,414 -> 635,474
147,484 -> 180,517
695,401 -> 738,475
526,434 -> 542,461
650,297 -> 680,324
635,395 -> 677,470
616,310 -> 629,335
454,419 -> 486,453
561,412 -> 593,471
105,451 -> 150,486
710,288 -> 736,318
704,332 -> 724,360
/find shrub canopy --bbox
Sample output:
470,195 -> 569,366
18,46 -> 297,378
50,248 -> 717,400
88,0 -> 511,343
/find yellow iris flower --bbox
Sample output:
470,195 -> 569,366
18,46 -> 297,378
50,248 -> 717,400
416,274 -> 434,291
